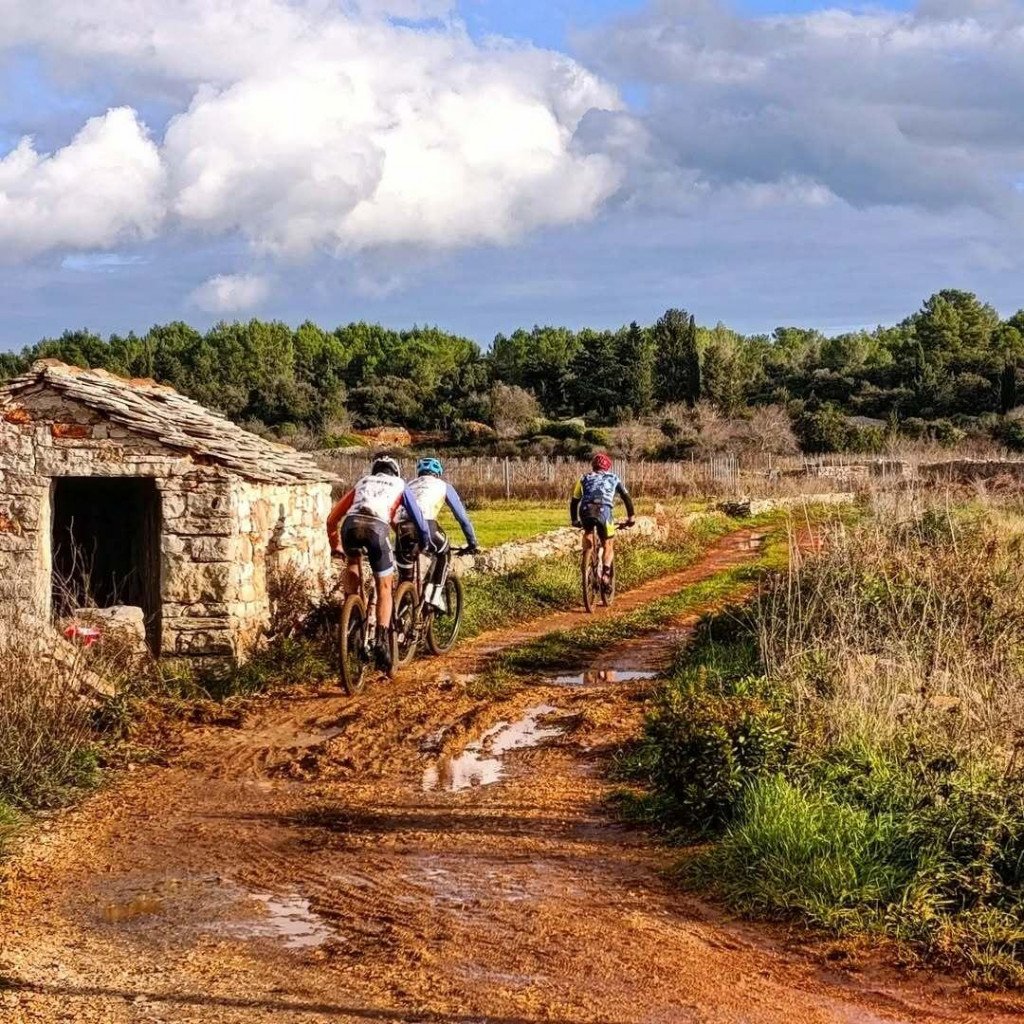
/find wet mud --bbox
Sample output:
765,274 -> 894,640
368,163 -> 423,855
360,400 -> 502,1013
1,527 -> 1021,1023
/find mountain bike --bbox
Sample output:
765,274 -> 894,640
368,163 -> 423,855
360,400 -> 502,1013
579,521 -> 632,614
393,545 -> 471,668
337,560 -> 397,696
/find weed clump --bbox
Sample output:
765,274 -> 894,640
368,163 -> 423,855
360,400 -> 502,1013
631,502 -> 1024,984
0,636 -> 98,808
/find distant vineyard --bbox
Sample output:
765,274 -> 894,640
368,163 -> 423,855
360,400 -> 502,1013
314,451 -> 933,501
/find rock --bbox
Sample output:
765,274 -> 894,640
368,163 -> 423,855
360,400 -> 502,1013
72,605 -> 149,658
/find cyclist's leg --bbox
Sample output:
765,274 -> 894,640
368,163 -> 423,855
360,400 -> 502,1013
394,521 -> 420,582
581,524 -> 596,561
340,519 -> 365,595
427,523 -> 449,586
376,573 -> 394,629
360,519 -> 396,630
599,516 -> 616,574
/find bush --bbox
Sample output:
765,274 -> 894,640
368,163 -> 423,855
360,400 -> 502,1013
537,418 -> 586,441
636,505 -> 1024,982
582,427 -> 611,446
794,404 -> 852,453
645,686 -> 789,833
0,637 -> 98,808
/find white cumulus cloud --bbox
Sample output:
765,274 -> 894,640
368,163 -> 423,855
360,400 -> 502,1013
0,0 -> 623,263
0,107 -> 163,260
190,272 -> 270,313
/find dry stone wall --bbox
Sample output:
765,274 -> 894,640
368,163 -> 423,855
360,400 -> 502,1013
463,515 -> 667,576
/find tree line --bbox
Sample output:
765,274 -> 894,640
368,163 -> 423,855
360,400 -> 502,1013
3,289 -> 1023,453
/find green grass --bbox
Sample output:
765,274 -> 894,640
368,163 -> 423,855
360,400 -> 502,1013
459,511 -> 739,642
442,500 -> 567,548
487,521 -> 793,676
626,505 -> 1024,986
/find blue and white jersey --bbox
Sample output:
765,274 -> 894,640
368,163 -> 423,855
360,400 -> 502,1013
575,471 -> 623,514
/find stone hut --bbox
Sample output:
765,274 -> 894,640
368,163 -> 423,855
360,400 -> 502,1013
0,360 -> 334,660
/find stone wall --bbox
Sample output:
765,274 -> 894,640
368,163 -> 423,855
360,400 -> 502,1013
463,515 -> 667,576
0,387 -> 331,661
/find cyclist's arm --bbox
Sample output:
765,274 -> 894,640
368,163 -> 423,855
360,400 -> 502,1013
570,478 -> 583,525
326,490 -> 354,553
445,484 -> 478,548
400,487 -> 431,549
616,481 -> 636,521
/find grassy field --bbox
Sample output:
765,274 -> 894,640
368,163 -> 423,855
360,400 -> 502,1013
458,509 -> 741,642
622,500 -> 1024,986
439,500 -> 567,548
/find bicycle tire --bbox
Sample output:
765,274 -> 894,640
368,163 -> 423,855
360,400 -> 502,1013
426,575 -> 464,654
339,594 -> 369,695
393,581 -> 420,668
581,545 -> 596,614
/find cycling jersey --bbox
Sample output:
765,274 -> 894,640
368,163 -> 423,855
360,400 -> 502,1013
397,475 -> 478,548
326,472 -> 429,554
570,471 -> 635,529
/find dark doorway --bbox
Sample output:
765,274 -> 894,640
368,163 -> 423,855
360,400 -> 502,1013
52,477 -> 162,653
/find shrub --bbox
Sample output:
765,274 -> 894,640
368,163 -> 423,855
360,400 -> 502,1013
794,404 -> 852,453
0,636 -> 98,808
537,418 -> 586,441
646,688 -> 789,833
582,427 -> 611,447
638,504 -> 1024,982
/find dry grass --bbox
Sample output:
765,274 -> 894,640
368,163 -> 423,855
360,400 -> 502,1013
0,627 -> 98,808
758,496 -> 1024,759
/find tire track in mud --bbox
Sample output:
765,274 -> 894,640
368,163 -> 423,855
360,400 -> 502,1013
1,526 -> 1022,1024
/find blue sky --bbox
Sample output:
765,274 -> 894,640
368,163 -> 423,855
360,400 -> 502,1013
0,0 -> 1020,349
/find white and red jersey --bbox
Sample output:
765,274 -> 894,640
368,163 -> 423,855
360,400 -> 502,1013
348,473 -> 408,523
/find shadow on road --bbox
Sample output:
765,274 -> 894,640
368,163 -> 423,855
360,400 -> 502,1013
2,978 -> 634,1024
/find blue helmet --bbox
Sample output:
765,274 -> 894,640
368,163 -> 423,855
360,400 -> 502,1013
417,456 -> 444,477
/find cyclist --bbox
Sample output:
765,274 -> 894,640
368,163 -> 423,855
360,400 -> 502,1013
395,457 -> 480,610
326,455 -> 431,670
570,453 -> 635,591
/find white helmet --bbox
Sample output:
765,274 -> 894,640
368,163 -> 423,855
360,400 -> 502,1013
371,455 -> 401,477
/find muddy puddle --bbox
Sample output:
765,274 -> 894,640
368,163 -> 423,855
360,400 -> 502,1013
548,668 -> 659,687
423,704 -> 566,792
225,892 -> 333,950
94,874 -> 333,951
101,896 -> 164,924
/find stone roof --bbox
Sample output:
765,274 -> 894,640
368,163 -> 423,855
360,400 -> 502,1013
1,360 -> 333,485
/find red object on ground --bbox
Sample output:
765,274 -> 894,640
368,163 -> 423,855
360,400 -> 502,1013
64,625 -> 102,648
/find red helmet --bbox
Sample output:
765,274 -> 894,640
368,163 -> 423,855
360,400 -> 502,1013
592,453 -> 612,472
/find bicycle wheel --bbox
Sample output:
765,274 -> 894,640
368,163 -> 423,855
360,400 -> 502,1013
581,545 -> 597,614
426,575 -> 464,654
339,594 -> 369,695
393,581 -> 420,668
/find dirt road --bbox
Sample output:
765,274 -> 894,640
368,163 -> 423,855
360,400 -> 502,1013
1,529 -> 1021,1024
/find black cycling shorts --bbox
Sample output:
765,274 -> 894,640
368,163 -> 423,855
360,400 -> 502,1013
341,514 -> 395,577
396,520 -> 448,572
580,515 -> 615,542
